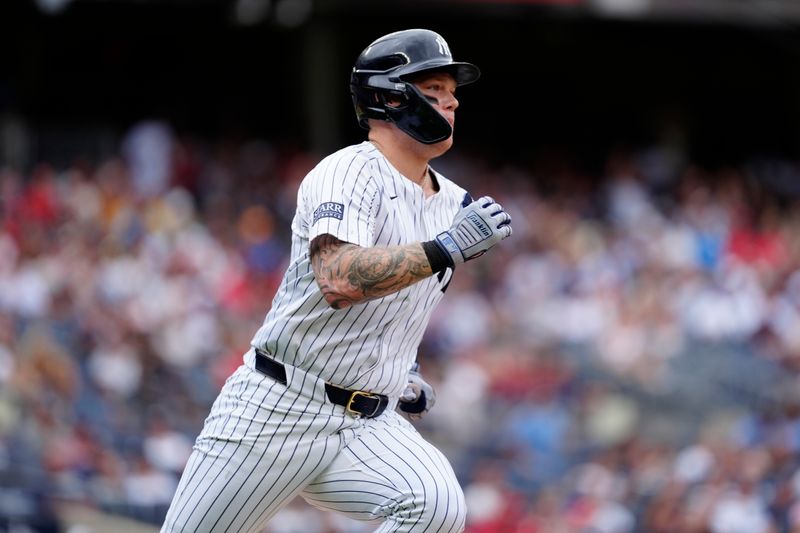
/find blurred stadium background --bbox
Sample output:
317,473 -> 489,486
3,0 -> 800,531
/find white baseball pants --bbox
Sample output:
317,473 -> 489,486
161,361 -> 466,533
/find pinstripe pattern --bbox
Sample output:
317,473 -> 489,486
162,140 -> 468,532
162,361 -> 361,533
249,141 -> 465,397
303,412 -> 466,532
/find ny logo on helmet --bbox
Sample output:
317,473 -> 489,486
435,36 -> 451,57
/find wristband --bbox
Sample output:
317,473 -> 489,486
422,240 -> 453,273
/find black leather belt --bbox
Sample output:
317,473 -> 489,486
254,349 -> 389,418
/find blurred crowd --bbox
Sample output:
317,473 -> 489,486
2,120 -> 800,532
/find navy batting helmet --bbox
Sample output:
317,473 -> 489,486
350,29 -> 480,145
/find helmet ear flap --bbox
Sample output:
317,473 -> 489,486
377,89 -> 410,110
351,82 -> 387,127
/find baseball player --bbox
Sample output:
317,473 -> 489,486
161,28 -> 512,533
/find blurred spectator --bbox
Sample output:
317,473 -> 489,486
121,119 -> 175,199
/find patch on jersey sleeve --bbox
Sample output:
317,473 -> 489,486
313,202 -> 344,224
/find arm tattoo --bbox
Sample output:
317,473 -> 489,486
310,234 -> 434,309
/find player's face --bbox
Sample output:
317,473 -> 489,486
413,72 -> 459,130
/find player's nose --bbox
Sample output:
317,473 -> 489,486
442,93 -> 459,111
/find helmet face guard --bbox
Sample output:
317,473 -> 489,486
350,29 -> 481,145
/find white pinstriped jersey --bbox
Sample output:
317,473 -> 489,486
247,141 -> 466,397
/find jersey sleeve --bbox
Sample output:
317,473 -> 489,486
302,152 -> 379,248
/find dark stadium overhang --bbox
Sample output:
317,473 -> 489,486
23,0 -> 800,27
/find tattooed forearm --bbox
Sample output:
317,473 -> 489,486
310,234 -> 434,309
345,245 -> 431,293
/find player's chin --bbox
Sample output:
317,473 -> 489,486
430,135 -> 454,154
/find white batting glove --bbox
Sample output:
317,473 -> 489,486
399,364 -> 436,421
434,195 -> 512,266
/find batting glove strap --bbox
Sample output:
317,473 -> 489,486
398,390 -> 428,414
399,370 -> 437,417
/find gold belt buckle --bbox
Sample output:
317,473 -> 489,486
346,390 -> 381,417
